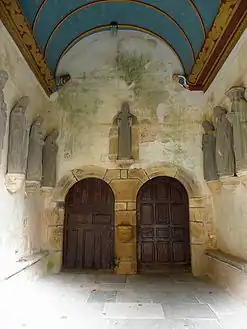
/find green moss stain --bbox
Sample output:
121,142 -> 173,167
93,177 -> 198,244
115,51 -> 149,96
46,260 -> 54,273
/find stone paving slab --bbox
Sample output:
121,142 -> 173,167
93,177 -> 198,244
95,274 -> 127,283
87,290 -> 117,303
1,272 -> 247,329
103,302 -> 165,319
106,319 -> 223,329
162,303 -> 218,319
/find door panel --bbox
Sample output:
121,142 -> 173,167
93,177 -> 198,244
63,178 -> 114,270
140,204 -> 153,224
137,177 -> 190,270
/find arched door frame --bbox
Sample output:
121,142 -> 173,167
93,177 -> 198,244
62,177 -> 115,270
136,176 -> 190,271
46,163 -> 209,277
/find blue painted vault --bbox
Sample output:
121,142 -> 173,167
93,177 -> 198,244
18,0 -> 221,75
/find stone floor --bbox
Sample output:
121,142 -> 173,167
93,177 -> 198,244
0,272 -> 247,329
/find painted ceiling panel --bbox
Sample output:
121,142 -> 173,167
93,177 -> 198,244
192,0 -> 221,31
18,0 -> 222,76
44,2 -> 195,73
31,0 -> 205,54
20,0 -> 43,25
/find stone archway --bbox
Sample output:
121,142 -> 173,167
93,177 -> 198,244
63,178 -> 115,270
43,163 -> 213,277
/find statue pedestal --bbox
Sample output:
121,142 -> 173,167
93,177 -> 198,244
25,181 -> 41,195
5,173 -> 25,193
41,186 -> 54,194
220,175 -> 241,190
116,159 -> 134,168
207,180 -> 222,194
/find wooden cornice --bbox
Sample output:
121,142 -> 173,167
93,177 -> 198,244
0,0 -> 56,96
188,0 -> 247,92
0,0 -> 246,95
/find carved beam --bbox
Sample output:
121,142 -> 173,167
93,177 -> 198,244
188,0 -> 247,92
0,0 -> 56,96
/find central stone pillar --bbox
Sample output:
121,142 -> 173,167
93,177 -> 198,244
106,169 -> 142,274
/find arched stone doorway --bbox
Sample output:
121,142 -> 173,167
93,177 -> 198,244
62,178 -> 115,270
137,176 -> 190,271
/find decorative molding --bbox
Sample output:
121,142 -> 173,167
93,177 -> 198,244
25,181 -> 40,195
5,173 -> 25,193
0,0 -> 56,96
188,0 -> 247,91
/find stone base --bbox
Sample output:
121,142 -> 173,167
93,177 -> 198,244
207,180 -> 222,193
116,159 -> 134,168
25,181 -> 40,194
5,173 -> 25,193
220,176 -> 241,190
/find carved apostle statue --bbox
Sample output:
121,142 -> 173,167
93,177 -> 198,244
201,120 -> 218,181
213,106 -> 236,177
226,87 -> 247,172
42,130 -> 58,188
26,116 -> 44,182
7,96 -> 29,174
0,70 -> 8,151
116,102 -> 133,160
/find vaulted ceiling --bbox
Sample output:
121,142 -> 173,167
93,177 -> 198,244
0,0 -> 246,95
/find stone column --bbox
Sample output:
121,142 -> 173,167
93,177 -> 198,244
226,86 -> 247,174
106,169 -> 142,274
6,96 -> 29,193
0,70 -> 8,161
189,197 -> 215,277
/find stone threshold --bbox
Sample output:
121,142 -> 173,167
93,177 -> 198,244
1,251 -> 49,281
205,249 -> 247,273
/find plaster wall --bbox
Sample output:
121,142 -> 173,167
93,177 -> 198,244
0,21 -> 59,266
205,29 -> 247,262
56,30 -> 208,190
1,10 -> 247,281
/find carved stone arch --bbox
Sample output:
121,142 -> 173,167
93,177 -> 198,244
137,163 -> 211,277
52,165 -> 107,202
144,162 -> 202,199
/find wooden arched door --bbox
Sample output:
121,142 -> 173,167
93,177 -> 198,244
137,176 -> 190,270
63,178 -> 114,270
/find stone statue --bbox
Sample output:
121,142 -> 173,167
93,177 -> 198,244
226,87 -> 247,172
7,96 -> 29,174
26,116 -> 44,182
213,106 -> 236,177
116,102 -> 133,160
42,130 -> 58,187
201,120 -> 218,181
0,70 -> 8,150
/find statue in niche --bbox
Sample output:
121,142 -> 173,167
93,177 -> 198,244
201,120 -> 218,181
0,70 -> 8,151
116,102 -> 134,160
213,106 -> 236,177
26,116 -> 44,182
42,130 -> 58,187
226,87 -> 247,172
7,96 -> 29,174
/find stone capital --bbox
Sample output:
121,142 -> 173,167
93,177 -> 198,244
226,86 -> 245,102
25,180 -> 41,195
5,173 -> 25,193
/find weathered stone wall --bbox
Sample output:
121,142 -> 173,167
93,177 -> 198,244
1,10 -> 247,282
44,165 -> 214,276
0,21 -> 59,265
205,29 -> 247,262
56,31 -> 208,189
